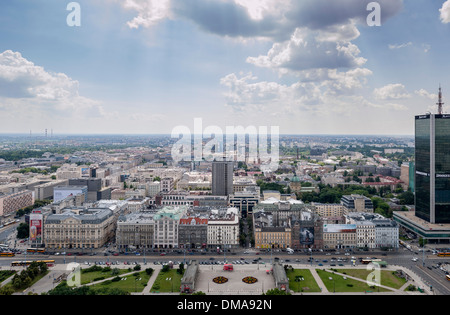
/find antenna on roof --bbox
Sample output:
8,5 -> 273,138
437,84 -> 444,115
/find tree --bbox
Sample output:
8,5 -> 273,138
264,288 -> 291,295
177,263 -> 185,275
17,223 -> 29,239
399,191 -> 414,205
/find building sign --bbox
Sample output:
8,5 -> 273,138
323,224 -> 356,233
29,213 -> 43,244
299,227 -> 314,245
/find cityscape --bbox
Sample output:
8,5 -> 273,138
0,0 -> 449,304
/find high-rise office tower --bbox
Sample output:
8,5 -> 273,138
212,159 -> 234,196
415,87 -> 450,224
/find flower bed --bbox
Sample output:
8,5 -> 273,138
213,276 -> 228,284
242,276 -> 258,284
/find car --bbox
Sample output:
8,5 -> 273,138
160,253 -> 166,256
318,263 -> 323,266
412,258 -> 418,262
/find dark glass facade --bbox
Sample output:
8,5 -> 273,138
435,116 -> 450,223
415,116 -> 431,222
415,114 -> 450,223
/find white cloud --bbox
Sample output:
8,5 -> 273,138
121,0 -> 171,29
247,27 -> 367,75
220,67 -> 373,115
440,0 -> 450,23
234,0 -> 290,21
415,89 -> 437,100
388,42 -> 412,50
373,84 -> 411,100
0,50 -> 107,119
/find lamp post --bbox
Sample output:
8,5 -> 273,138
309,248 -> 312,267
329,277 -> 335,293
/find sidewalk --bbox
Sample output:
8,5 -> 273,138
308,267 -> 328,293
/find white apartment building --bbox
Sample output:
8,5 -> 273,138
356,221 -> 376,249
374,220 -> 399,249
153,205 -> 187,249
146,181 -> 161,197
207,208 -> 240,250
345,212 -> 399,249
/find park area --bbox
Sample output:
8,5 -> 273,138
286,269 -> 321,293
315,268 -> 409,293
150,268 -> 184,293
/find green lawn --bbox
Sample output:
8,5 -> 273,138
151,269 -> 184,293
89,270 -> 152,293
316,269 -> 393,293
0,270 -> 16,283
286,269 -> 321,293
334,269 -> 407,289
80,267 -> 131,285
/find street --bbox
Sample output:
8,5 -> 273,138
1,248 -> 449,295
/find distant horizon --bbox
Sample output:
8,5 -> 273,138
0,132 -> 415,138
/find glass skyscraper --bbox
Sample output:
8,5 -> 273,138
415,114 -> 450,223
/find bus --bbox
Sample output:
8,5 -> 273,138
0,252 -> 15,257
223,264 -> 234,271
437,252 -> 450,257
11,260 -> 55,267
361,259 -> 382,264
27,248 -> 45,254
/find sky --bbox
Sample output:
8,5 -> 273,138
0,0 -> 450,136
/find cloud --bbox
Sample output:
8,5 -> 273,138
373,83 -> 411,100
119,0 -> 403,40
220,68 -> 372,114
121,0 -> 171,29
0,50 -> 107,119
388,42 -> 412,50
285,0 -> 403,30
440,0 -> 450,23
247,27 -> 367,74
415,89 -> 437,100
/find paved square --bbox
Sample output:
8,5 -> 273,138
195,264 -> 276,295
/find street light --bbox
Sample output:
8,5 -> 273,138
329,277 -> 335,293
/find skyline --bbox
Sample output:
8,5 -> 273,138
1,0 -> 450,135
